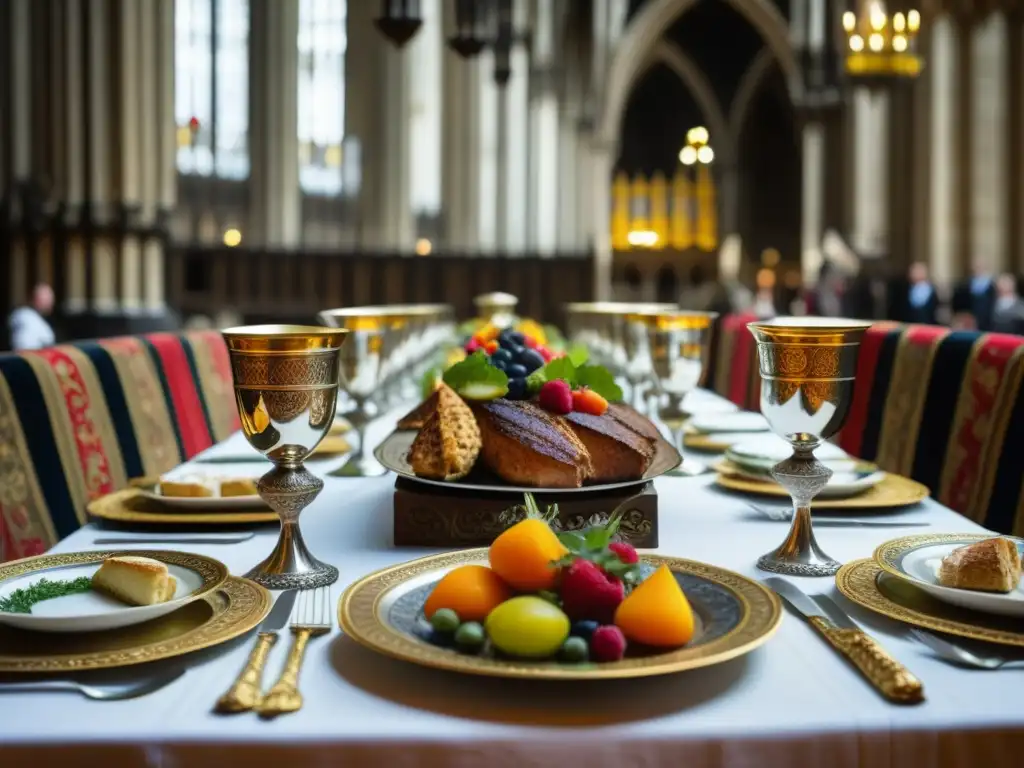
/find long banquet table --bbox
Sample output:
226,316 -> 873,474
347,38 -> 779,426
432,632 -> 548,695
3,390 -> 1023,767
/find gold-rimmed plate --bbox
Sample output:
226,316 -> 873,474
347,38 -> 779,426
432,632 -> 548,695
339,548 -> 782,680
713,467 -> 929,509
0,550 -> 229,633
0,575 -> 270,673
836,558 -> 1024,648
873,533 -> 1024,618
89,489 -> 279,526
713,459 -> 886,499
374,432 -> 682,494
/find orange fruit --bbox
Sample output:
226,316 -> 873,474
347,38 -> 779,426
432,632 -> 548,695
614,564 -> 695,647
422,565 -> 513,622
572,388 -> 608,416
489,519 -> 568,592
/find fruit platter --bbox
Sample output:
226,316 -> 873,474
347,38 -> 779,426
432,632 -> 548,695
377,324 -> 683,494
339,497 -> 782,680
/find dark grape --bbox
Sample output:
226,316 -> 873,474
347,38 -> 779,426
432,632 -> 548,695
491,348 -> 513,365
509,345 -> 526,360
506,363 -> 527,378
491,358 -> 508,372
519,348 -> 545,373
506,331 -> 526,346
506,377 -> 527,400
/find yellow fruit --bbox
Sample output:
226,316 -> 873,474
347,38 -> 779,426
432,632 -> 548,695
422,565 -> 512,622
485,596 -> 570,658
516,319 -> 547,345
614,564 -> 695,647
489,518 -> 568,592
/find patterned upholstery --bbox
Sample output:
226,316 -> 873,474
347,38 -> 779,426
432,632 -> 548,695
0,330 -> 238,560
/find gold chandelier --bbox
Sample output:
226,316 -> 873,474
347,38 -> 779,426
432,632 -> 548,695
842,2 -> 923,80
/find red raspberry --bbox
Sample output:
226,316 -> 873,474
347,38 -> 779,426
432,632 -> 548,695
537,379 -> 573,414
560,559 -> 624,624
608,541 -> 638,564
524,336 -> 539,349
465,338 -> 482,354
538,347 -> 554,362
590,625 -> 627,662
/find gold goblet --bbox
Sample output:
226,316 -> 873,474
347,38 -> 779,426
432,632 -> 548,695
222,324 -> 348,590
747,317 -> 871,577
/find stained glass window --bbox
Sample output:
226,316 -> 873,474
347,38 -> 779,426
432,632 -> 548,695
174,0 -> 250,179
298,0 -> 347,196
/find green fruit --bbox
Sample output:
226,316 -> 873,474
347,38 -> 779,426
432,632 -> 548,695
454,621 -> 486,652
457,382 -> 508,401
559,636 -> 589,663
430,608 -> 461,632
484,596 -> 570,659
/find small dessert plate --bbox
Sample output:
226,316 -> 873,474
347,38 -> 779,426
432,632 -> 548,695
725,434 -> 849,472
137,487 -> 267,511
0,551 -> 229,633
687,412 -> 770,435
720,455 -> 885,498
873,534 -> 1024,618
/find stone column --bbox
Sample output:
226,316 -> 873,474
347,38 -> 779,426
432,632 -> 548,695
529,0 -> 559,254
441,24 -> 481,251
249,0 -> 300,248
928,16 -> 959,289
556,109 -> 581,252
849,88 -> 889,257
801,121 -> 826,285
590,139 -> 615,300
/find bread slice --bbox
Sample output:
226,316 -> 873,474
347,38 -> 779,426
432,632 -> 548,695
564,411 -> 656,483
606,403 -> 663,443
159,480 -> 214,498
938,538 -> 1022,593
407,384 -> 481,481
220,478 -> 258,497
92,556 -> 178,606
473,400 -> 594,488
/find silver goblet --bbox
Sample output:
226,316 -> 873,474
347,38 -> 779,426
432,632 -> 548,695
748,317 -> 871,577
222,324 -> 348,590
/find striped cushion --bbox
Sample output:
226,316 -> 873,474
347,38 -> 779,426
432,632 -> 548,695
0,332 -> 239,561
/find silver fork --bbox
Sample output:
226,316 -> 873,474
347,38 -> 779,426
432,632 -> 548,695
748,503 -> 930,527
0,668 -> 185,700
256,587 -> 331,716
909,628 -> 1024,670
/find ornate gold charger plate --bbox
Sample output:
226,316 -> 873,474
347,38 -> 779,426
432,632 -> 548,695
836,559 -> 1024,648
89,489 -> 279,526
681,426 -> 742,453
0,575 -> 271,672
339,548 -> 782,680
374,430 -> 682,494
713,466 -> 929,509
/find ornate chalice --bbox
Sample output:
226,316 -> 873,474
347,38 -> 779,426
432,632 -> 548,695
748,317 -> 871,577
222,324 -> 348,590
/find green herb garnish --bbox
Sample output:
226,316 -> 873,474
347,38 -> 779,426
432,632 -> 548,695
525,357 -> 624,403
442,351 -> 508,400
0,577 -> 93,614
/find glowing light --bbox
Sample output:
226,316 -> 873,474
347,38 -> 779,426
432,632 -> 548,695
849,34 -> 865,52
908,9 -> 921,31
842,11 -> 857,31
868,33 -> 884,52
696,146 -> 715,164
415,238 -> 432,256
679,146 -> 698,166
223,228 -> 242,247
685,126 -> 709,146
892,35 -> 908,52
626,230 -> 659,248
893,12 -> 906,32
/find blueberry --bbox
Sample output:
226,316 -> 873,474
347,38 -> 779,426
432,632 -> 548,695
492,348 -> 513,365
491,358 -> 508,372
506,363 -> 527,378
519,348 -> 545,373
506,377 -> 527,400
509,345 -> 526,360
559,636 -> 590,663
571,620 -> 599,640
454,621 -> 486,652
499,336 -> 518,351
430,608 -> 461,632
506,331 -> 526,346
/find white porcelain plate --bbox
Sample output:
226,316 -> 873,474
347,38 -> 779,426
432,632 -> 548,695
137,487 -> 267,510
722,457 -> 885,498
688,412 -> 770,435
874,534 -> 1024,618
0,550 -> 229,633
727,434 -> 849,471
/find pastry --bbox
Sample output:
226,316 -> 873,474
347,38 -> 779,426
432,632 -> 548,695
91,555 -> 178,606
564,410 -> 655,483
472,399 -> 594,488
397,389 -> 441,430
159,480 -> 214,498
219,478 -> 258,497
938,537 -> 1022,593
407,384 -> 482,481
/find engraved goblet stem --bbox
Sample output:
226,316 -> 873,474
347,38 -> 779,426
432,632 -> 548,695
756,448 -> 840,577
248,465 -> 339,590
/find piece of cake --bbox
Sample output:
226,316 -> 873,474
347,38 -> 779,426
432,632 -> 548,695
159,480 -> 214,498
407,384 -> 482,481
938,538 -> 1022,593
91,556 -> 178,606
472,399 -> 594,488
220,478 -> 258,497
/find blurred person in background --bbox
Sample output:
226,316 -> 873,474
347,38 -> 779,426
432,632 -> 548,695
898,261 -> 939,325
952,256 -> 996,331
991,273 -> 1024,335
8,283 -> 56,350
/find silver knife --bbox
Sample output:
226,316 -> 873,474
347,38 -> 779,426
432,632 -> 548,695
214,589 -> 297,713
764,577 -> 924,704
93,533 -> 256,545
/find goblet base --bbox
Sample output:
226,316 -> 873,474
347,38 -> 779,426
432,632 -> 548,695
756,549 -> 841,578
245,560 -> 339,591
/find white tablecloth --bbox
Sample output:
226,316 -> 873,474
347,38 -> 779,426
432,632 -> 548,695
2,392 -> 1022,768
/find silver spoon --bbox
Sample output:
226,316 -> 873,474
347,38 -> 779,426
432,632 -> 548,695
909,628 -> 1024,670
0,668 -> 185,700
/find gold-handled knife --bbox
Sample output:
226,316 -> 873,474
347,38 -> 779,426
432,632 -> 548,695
214,588 -> 297,713
764,578 -> 925,704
